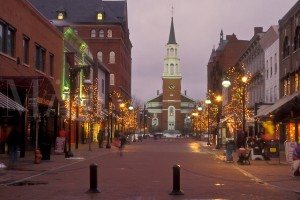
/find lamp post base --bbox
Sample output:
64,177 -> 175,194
65,150 -> 74,158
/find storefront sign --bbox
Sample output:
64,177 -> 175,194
54,137 -> 66,154
284,141 -> 297,162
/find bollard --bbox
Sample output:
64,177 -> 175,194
169,164 -> 184,195
87,163 -> 100,193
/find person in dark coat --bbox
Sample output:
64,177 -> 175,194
6,126 -> 20,165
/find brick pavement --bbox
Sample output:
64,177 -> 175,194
0,139 -> 299,198
198,141 -> 300,194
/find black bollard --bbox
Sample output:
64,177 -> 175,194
169,164 -> 184,195
87,163 -> 100,193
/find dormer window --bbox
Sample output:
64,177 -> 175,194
56,7 -> 66,20
58,12 -> 64,20
97,12 -> 103,21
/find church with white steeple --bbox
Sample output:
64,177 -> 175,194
145,17 -> 196,134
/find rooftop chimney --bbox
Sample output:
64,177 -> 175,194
254,27 -> 263,35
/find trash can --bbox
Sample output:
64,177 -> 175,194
265,140 -> 280,158
41,143 -> 51,160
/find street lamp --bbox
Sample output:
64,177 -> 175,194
205,99 -> 211,146
83,79 -> 93,151
128,105 -> 136,142
241,76 -> 248,141
215,95 -> 222,149
197,106 -> 203,140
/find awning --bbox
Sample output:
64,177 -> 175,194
0,92 -> 26,112
257,92 -> 300,117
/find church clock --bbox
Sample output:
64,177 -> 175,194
168,83 -> 175,89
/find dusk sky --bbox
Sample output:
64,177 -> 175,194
126,0 -> 298,103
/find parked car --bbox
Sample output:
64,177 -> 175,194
162,130 -> 182,138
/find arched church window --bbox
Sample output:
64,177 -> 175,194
175,48 -> 177,56
170,48 -> 174,56
99,29 -> 104,38
167,48 -> 170,56
169,107 -> 174,116
170,64 -> 174,75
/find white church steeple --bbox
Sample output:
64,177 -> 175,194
162,17 -> 181,79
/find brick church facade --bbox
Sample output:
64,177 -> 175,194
146,17 -> 195,134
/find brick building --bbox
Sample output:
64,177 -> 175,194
0,0 -> 63,155
28,0 -> 132,104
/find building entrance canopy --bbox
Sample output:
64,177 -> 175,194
0,92 -> 26,112
257,92 -> 300,117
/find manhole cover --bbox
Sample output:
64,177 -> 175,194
10,180 -> 48,186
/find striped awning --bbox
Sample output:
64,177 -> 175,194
0,92 -> 26,112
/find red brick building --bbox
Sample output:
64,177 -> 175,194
28,0 -> 132,104
0,0 -> 63,154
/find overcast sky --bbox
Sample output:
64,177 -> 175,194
126,0 -> 298,103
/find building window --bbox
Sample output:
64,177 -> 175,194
287,77 -> 291,95
35,44 -> 46,72
97,13 -> 103,20
91,29 -> 96,38
110,74 -> 115,85
109,51 -> 115,64
274,53 -> 277,74
107,29 -> 112,38
49,53 -> 54,77
101,79 -> 105,94
97,51 -> 103,62
58,12 -> 64,20
99,29 -> 104,38
274,86 -> 277,101
0,20 -> 15,57
23,36 -> 30,64
284,80 -> 287,96
283,36 -> 289,58
296,73 -> 299,92
170,48 -> 174,56
169,107 -> 174,116
294,26 -> 300,51
170,64 -> 174,75
266,60 -> 269,79
270,56 -> 273,77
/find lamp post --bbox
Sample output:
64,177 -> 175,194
205,99 -> 211,146
128,105 -> 135,141
222,79 -> 231,144
215,95 -> 222,149
84,79 -> 93,151
197,106 -> 202,140
241,76 -> 248,142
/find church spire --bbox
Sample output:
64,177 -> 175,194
167,17 -> 177,44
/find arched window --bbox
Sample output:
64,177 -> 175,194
58,12 -> 64,20
97,13 -> 103,21
175,48 -> 177,56
91,29 -> 96,38
294,26 -> 300,50
283,36 -> 289,58
169,107 -> 174,116
170,48 -> 174,56
107,29 -> 112,38
97,51 -> 103,62
99,29 -> 104,38
110,74 -> 115,86
109,51 -> 115,64
167,48 -> 169,56
170,64 -> 174,74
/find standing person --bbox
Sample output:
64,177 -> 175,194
97,130 -> 104,148
119,135 -> 127,156
6,125 -> 20,168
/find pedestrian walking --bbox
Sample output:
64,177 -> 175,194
6,125 -> 20,168
119,135 -> 127,156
